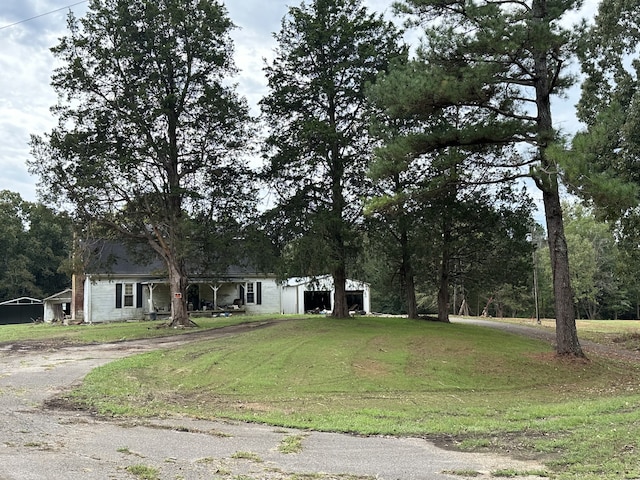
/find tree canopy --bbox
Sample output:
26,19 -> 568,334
260,0 -> 406,317
29,0 -> 254,325
0,191 -> 72,301
556,0 -> 640,221
366,0 -> 585,355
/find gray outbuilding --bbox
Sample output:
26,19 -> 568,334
0,297 -> 44,325
280,275 -> 370,315
43,289 -> 73,323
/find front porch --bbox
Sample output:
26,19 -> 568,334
143,278 -> 253,317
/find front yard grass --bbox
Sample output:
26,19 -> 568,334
0,315 -> 279,345
60,316 -> 640,480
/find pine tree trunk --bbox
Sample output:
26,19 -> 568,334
437,216 -> 452,323
437,242 -> 451,323
405,272 -> 419,319
400,229 -> 419,319
400,253 -> 419,319
532,0 -> 584,357
543,190 -> 583,355
437,271 -> 450,323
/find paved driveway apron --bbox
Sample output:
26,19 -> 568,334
0,325 -> 548,480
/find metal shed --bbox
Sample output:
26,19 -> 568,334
280,275 -> 370,315
0,297 -> 44,325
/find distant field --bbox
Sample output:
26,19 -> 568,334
475,316 -> 640,350
484,315 -> 640,332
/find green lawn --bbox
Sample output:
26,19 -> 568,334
55,316 -> 640,480
0,315 -> 259,344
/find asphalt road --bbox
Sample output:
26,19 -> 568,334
0,321 -> 549,480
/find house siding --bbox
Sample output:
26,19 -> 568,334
83,276 -> 282,322
85,276 -> 146,323
77,241 -> 292,322
244,278 -> 280,314
80,269 -> 367,322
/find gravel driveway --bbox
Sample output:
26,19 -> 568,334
0,321 -> 550,480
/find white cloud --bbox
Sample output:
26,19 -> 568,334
0,0 -> 84,201
0,0 -> 599,204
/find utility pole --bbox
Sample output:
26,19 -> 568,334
531,231 -> 541,325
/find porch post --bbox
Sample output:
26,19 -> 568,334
148,283 -> 156,312
210,284 -> 220,310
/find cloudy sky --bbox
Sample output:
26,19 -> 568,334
0,0 -> 597,203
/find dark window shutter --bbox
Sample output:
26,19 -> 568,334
115,283 -> 123,309
256,282 -> 262,305
136,283 -> 143,308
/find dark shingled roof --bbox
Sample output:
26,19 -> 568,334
85,241 -> 266,278
85,241 -> 164,276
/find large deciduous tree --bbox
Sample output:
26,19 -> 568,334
29,0 -> 254,326
563,204 -> 618,320
567,0 -> 640,218
559,0 -> 640,320
369,0 -> 584,355
260,0 -> 406,318
0,191 -> 72,301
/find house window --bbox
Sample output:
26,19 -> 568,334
244,282 -> 262,305
124,283 -> 134,307
116,283 -> 138,309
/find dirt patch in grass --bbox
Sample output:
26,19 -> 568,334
612,332 -> 640,351
0,340 -> 86,352
43,394 -> 97,413
352,359 -> 390,377
525,351 -> 591,365
425,430 -> 560,462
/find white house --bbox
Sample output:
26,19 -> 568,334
280,275 -> 370,315
70,242 -> 283,323
66,242 -> 371,323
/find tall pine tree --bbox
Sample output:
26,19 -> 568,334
260,0 -> 406,317
369,0 -> 584,355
